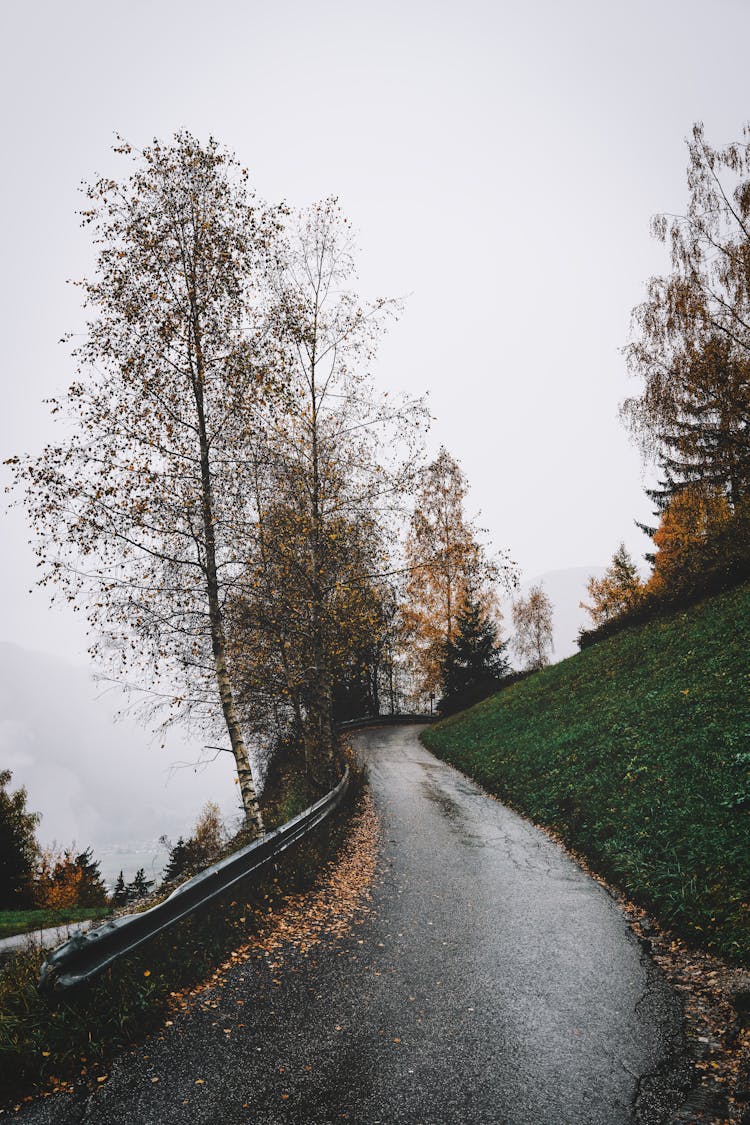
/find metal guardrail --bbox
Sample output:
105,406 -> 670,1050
37,714 -> 430,993
338,712 -> 435,732
38,767 -> 350,994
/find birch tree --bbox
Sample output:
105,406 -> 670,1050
512,583 -> 554,671
231,199 -> 427,780
7,134 -> 280,834
404,447 -> 512,696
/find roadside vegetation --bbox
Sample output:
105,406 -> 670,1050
423,581 -> 750,966
0,908 -> 108,941
0,778 -> 364,1109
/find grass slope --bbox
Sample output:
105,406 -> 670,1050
0,908 -> 108,941
423,582 -> 750,965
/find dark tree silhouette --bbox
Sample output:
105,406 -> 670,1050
440,594 -> 510,715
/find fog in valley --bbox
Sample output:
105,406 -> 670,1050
0,643 -> 239,884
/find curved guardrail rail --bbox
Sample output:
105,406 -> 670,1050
338,712 -> 434,732
37,714 -> 431,994
38,767 -> 350,994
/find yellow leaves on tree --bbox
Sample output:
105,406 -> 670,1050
646,486 -> 731,596
34,849 -> 84,910
582,543 -> 644,627
404,447 -> 510,698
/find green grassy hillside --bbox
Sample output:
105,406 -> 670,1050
0,907 -> 108,940
422,582 -> 750,964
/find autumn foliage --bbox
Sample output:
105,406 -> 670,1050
647,485 -> 732,595
581,544 -> 644,627
33,847 -> 108,910
404,447 -> 512,700
585,123 -> 750,648
7,139 -> 431,813
512,584 -> 554,671
160,801 -> 228,885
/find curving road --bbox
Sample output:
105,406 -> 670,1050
16,724 -> 683,1124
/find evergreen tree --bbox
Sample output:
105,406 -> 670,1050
634,337 -> 750,558
111,870 -> 128,907
159,804 -> 228,889
127,869 -> 154,901
581,544 -> 644,626
74,847 -> 108,907
655,337 -> 750,509
161,837 -> 192,884
623,126 -> 750,558
440,595 -> 510,715
0,770 -> 40,909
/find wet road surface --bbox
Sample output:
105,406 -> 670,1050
15,724 -> 683,1124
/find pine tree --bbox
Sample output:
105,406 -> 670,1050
127,869 -> 154,901
161,837 -> 192,884
0,770 -> 40,909
656,337 -> 750,509
74,847 -> 108,907
404,447 -> 512,698
623,125 -> 750,547
440,595 -> 509,714
111,870 -> 128,907
581,544 -> 644,626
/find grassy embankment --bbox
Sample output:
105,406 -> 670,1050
0,908 -> 109,941
423,581 -> 750,965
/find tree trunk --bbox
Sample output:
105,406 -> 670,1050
192,315 -> 264,836
308,349 -> 336,775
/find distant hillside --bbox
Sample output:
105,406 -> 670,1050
501,566 -> 607,662
424,582 -> 750,965
0,643 -> 240,883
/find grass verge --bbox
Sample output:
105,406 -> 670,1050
0,771 -> 364,1110
422,581 -> 750,966
0,909 -> 109,942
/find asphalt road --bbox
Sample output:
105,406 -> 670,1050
15,724 -> 684,1124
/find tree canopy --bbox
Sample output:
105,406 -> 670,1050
582,544 -> 644,627
0,771 -> 40,910
440,593 -> 510,715
512,584 -> 554,671
623,123 -> 750,509
404,447 -> 512,699
8,133 -> 281,831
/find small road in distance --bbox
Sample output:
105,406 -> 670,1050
15,723 -> 684,1124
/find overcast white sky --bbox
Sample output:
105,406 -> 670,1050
2,0 -> 749,656
2,0 -> 749,852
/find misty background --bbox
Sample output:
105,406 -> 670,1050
1,0 -> 748,878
